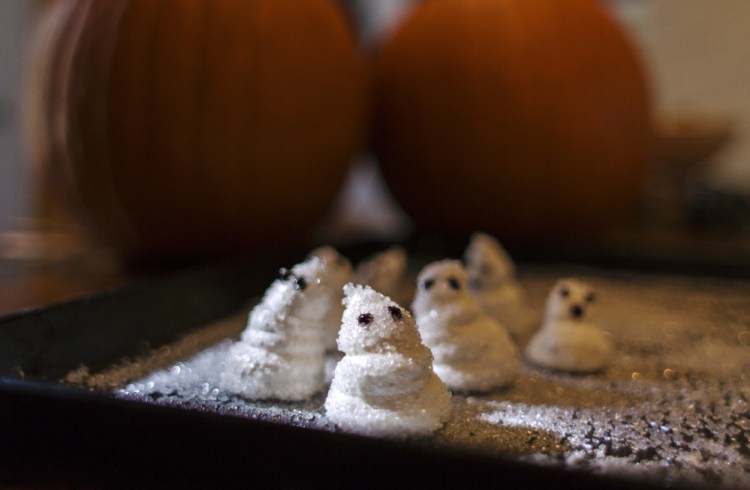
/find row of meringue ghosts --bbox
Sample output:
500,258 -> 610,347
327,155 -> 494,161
222,232 -> 612,438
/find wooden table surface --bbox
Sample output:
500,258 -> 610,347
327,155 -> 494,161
0,228 -> 136,317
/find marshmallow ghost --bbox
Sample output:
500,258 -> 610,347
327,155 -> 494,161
464,232 -> 534,343
224,257 -> 332,401
525,279 -> 612,373
325,284 -> 452,438
412,260 -> 519,392
354,246 -> 412,306
308,245 -> 353,351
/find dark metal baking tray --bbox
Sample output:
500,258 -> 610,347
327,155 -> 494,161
0,244 -> 738,489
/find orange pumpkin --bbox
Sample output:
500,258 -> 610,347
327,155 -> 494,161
33,0 -> 367,264
373,0 -> 652,243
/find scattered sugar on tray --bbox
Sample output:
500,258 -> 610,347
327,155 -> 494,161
432,395 -> 570,461
325,284 -> 451,438
464,232 -> 536,343
475,376 -> 750,488
120,339 -> 332,429
412,260 -> 519,392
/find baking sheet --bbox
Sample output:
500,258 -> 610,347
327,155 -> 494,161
2,253 -> 749,488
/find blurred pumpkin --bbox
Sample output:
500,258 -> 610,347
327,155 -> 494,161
32,0 -> 367,264
373,0 -> 652,243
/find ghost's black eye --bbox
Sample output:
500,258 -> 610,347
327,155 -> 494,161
447,276 -> 460,290
560,287 -> 569,298
421,278 -> 435,290
279,268 -> 292,280
388,306 -> 402,321
293,276 -> 307,291
585,292 -> 596,303
358,313 -> 373,326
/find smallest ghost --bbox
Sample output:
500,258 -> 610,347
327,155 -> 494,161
525,279 -> 612,373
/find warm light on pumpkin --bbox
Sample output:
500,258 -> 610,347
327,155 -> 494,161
373,0 -> 653,243
32,0 -> 368,264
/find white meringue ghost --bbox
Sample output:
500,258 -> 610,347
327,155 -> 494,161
525,279 -> 612,373
223,256 -> 333,401
464,232 -> 534,343
412,260 -> 519,392
354,246 -> 412,306
308,245 -> 353,351
325,284 -> 452,438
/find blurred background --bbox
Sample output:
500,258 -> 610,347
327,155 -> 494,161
1,0 -> 42,240
1,0 -> 749,271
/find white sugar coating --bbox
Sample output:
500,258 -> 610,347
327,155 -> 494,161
308,245 -> 353,351
114,266 -> 750,488
336,283 -> 424,356
464,232 -> 535,343
119,340 -> 332,431
412,260 -> 520,392
525,279 -> 612,373
354,246 -> 412,306
223,256 -> 333,401
325,284 -> 452,438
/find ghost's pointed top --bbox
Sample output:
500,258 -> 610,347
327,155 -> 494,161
309,245 -> 352,275
291,255 -> 328,281
465,232 -> 516,283
354,246 -> 407,283
339,283 -> 422,355
343,283 -> 405,323
416,259 -> 466,284
259,255 -> 333,322
343,282 -> 391,307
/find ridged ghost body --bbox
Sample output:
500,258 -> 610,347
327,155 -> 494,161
325,284 -> 451,438
224,257 -> 332,400
412,260 -> 519,392
464,232 -> 534,343
309,245 -> 353,351
354,246 -> 412,306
